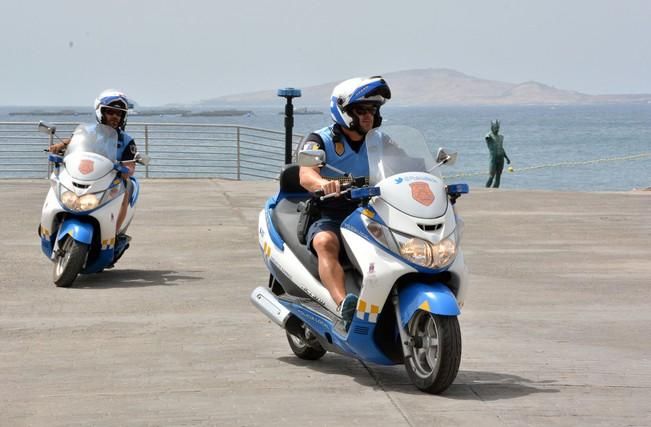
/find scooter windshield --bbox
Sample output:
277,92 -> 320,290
366,126 -> 438,185
65,124 -> 119,162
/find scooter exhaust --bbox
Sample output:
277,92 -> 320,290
250,286 -> 290,327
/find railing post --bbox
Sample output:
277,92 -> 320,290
236,127 -> 241,180
144,124 -> 150,178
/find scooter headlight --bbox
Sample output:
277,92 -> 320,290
394,231 -> 457,270
59,189 -> 102,212
79,193 -> 101,211
60,190 -> 78,209
361,215 -> 457,270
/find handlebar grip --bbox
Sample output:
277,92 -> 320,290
114,163 -> 130,175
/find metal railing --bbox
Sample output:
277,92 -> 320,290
0,121 -> 304,180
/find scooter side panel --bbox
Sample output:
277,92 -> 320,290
39,187 -> 60,258
88,194 -> 129,271
129,176 -> 139,206
341,229 -> 414,323
264,196 -> 285,250
399,282 -> 460,326
90,195 -> 126,244
83,248 -> 115,273
447,249 -> 469,306
40,236 -> 54,258
279,300 -> 396,365
258,209 -> 335,312
345,318 -> 397,365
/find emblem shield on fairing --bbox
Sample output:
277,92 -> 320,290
78,159 -> 95,175
409,181 -> 435,206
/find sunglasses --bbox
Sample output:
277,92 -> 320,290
351,105 -> 378,116
103,108 -> 125,117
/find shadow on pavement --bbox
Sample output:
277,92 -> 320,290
279,355 -> 559,399
443,370 -> 560,401
71,269 -> 203,289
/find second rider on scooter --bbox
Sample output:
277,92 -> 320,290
298,76 -> 391,329
49,89 -> 137,248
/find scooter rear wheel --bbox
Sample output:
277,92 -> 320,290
53,237 -> 89,288
286,326 -> 326,361
404,310 -> 461,394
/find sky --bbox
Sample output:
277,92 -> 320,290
1,0 -> 649,106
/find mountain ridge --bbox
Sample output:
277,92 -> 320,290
197,68 -> 651,107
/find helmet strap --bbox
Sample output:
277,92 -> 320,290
350,119 -> 366,136
332,123 -> 343,143
373,111 -> 383,128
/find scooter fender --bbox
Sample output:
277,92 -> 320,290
57,218 -> 94,245
399,282 -> 460,327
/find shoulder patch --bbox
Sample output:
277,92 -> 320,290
300,141 -> 321,152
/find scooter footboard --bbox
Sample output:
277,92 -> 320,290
57,218 -> 94,245
398,282 -> 460,327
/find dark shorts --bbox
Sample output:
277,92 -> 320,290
306,217 -> 343,254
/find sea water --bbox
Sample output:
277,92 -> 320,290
2,104 -> 649,191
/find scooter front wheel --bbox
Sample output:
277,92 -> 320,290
286,324 -> 326,361
53,237 -> 89,288
404,310 -> 461,394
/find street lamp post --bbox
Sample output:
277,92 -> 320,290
277,88 -> 302,164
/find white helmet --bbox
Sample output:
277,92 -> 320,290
330,76 -> 391,132
94,89 -> 130,130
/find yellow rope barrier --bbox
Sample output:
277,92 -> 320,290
443,152 -> 651,179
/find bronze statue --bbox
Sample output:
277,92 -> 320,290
485,120 -> 511,188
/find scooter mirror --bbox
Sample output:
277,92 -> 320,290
297,149 -> 325,167
135,153 -> 151,166
38,121 -> 56,135
436,148 -> 458,166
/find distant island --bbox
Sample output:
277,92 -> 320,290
197,68 -> 651,107
8,108 -> 253,117
134,108 -> 253,117
278,107 -> 323,115
131,109 -> 190,116
9,110 -> 88,116
181,109 -> 252,117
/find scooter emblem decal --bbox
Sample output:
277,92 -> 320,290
356,299 -> 380,322
409,181 -> 434,206
78,159 -> 94,175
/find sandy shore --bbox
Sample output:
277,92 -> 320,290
1,179 -> 649,426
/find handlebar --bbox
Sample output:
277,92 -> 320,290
319,188 -> 352,201
312,181 -> 381,202
114,163 -> 130,175
313,181 -> 353,201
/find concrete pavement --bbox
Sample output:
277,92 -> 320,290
1,179 -> 650,426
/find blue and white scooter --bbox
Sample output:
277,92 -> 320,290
37,122 -> 149,287
251,126 -> 469,394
